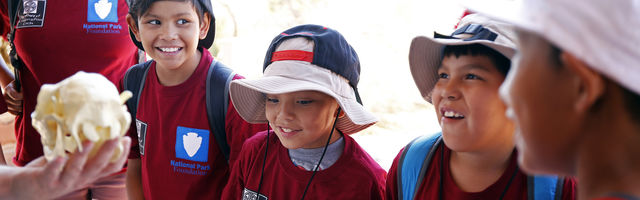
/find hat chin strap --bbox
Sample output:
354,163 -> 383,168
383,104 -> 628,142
256,108 -> 342,200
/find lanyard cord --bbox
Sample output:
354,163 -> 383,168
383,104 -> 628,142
438,144 -> 518,200
256,125 -> 271,197
300,108 -> 341,200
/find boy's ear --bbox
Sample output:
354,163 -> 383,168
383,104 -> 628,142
199,13 -> 211,40
126,14 -> 141,41
560,51 -> 605,113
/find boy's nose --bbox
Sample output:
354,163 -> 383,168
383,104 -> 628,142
441,81 -> 461,101
276,103 -> 295,121
160,25 -> 179,40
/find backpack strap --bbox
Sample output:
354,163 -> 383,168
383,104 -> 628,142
397,132 -> 443,200
8,0 -> 19,28
123,60 -> 153,132
527,175 -> 564,200
7,0 -> 23,92
205,59 -> 235,163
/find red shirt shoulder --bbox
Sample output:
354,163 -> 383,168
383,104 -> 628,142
386,142 -> 576,200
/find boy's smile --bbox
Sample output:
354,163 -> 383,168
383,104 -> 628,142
276,126 -> 302,138
440,107 -> 466,120
265,91 -> 343,149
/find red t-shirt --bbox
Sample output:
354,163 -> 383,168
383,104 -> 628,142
386,144 -> 577,200
127,49 -> 267,199
0,0 -> 139,166
222,131 -> 387,200
0,0 -> 9,39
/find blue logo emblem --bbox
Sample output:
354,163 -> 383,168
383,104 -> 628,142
175,126 -> 209,162
87,0 -> 117,23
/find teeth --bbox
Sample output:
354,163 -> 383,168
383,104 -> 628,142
444,111 -> 464,118
444,111 -> 455,117
282,128 -> 293,132
160,47 -> 179,52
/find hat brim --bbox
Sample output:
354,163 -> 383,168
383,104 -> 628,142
229,69 -> 377,134
460,0 -> 538,36
409,36 -> 515,103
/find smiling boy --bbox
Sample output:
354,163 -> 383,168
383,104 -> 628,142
385,14 -> 575,200
222,24 -> 386,200
123,0 -> 265,199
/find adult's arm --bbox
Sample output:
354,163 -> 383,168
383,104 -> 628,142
0,58 -> 21,115
0,137 -> 131,200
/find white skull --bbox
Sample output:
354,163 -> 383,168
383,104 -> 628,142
31,71 -> 132,162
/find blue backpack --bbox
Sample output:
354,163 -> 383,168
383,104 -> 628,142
397,132 -> 565,200
123,59 -> 235,163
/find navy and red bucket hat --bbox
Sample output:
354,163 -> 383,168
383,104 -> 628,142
229,24 -> 378,134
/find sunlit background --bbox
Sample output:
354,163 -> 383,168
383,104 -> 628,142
210,0 -> 465,169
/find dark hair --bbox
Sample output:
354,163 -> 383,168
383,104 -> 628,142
128,0 -> 207,28
442,44 -> 511,76
622,87 -> 640,122
549,44 -> 640,122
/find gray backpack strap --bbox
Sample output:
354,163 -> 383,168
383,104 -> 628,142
205,59 -> 235,163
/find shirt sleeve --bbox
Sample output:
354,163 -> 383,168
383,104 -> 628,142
221,132 -> 268,200
385,148 -> 405,200
0,0 -> 11,39
561,176 -> 577,200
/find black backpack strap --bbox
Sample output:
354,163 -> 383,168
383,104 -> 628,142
8,0 -> 19,28
7,0 -> 23,92
206,59 -> 235,163
123,60 -> 153,128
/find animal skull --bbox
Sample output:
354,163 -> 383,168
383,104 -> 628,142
32,71 -> 132,162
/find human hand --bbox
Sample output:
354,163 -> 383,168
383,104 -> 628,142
9,137 -> 131,200
3,81 -> 23,115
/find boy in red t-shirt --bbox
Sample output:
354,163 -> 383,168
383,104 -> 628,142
386,14 -> 576,200
123,0 -> 265,199
222,24 -> 386,200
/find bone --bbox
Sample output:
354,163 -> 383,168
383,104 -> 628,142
31,71 -> 132,162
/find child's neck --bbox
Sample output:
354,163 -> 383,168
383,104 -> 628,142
155,49 -> 203,86
449,139 -> 515,192
576,92 -> 640,200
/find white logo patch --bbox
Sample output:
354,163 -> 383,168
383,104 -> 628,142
183,132 -> 202,157
94,0 -> 112,19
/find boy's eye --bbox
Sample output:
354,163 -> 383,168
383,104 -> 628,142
438,73 -> 449,79
177,19 -> 189,25
147,20 -> 160,25
266,98 -> 279,103
296,100 -> 314,105
465,73 -> 483,80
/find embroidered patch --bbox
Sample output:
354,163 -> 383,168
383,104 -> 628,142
135,119 -> 148,155
242,188 -> 268,200
175,126 -> 209,162
87,0 -> 117,23
16,0 -> 47,28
